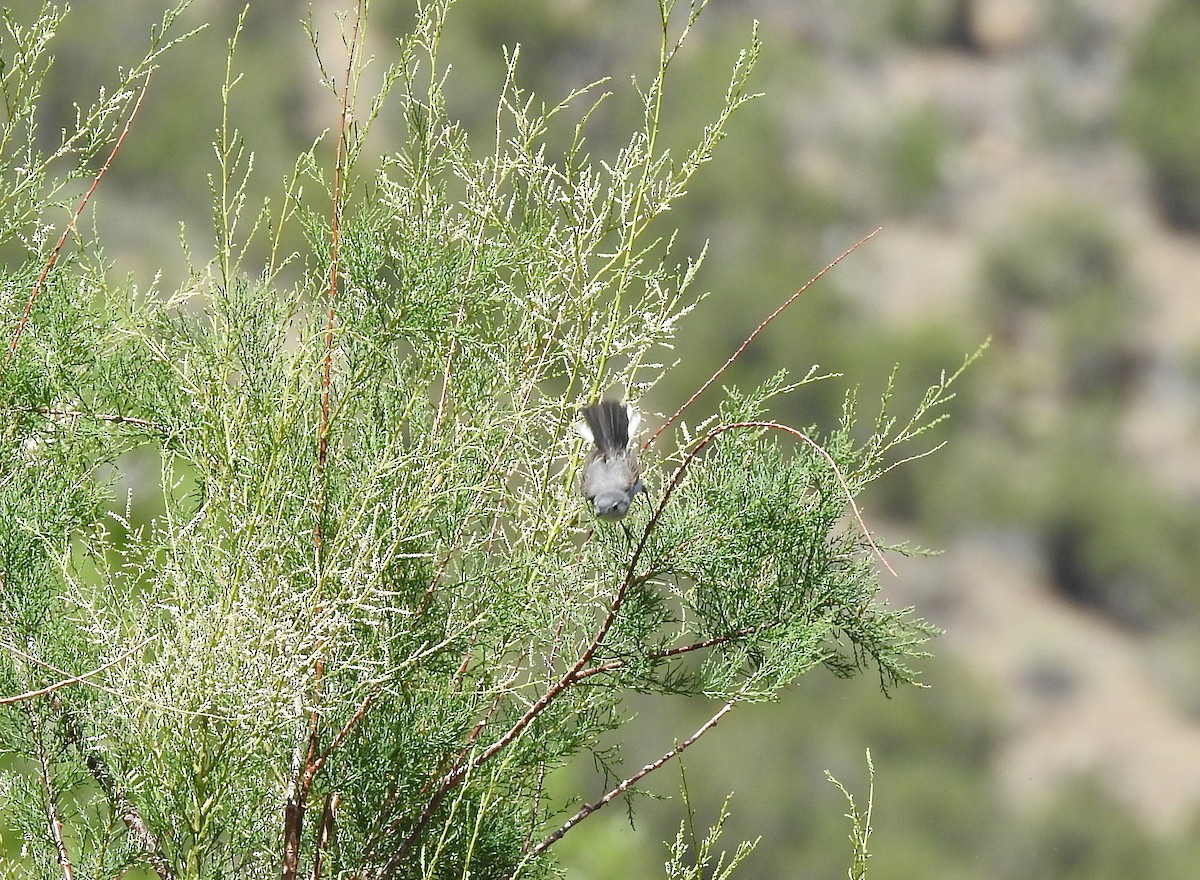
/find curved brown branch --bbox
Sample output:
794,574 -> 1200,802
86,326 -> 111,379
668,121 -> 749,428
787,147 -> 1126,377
0,637 -> 155,705
645,228 -> 881,450
720,421 -> 895,576
3,74 -> 153,380
643,418 -> 894,578
528,701 -> 734,858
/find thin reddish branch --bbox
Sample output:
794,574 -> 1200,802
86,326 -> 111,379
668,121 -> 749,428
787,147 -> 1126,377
651,629 -> 753,659
661,418 -> 895,578
431,662 -> 523,795
303,657 -> 326,789
313,691 -> 374,775
646,228 -> 881,450
372,663 -> 522,874
528,701 -> 735,858
2,75 -> 153,380
284,5 -> 365,877
282,653 -> 328,880
645,415 -> 895,586
441,570 -> 639,791
315,8 -> 359,530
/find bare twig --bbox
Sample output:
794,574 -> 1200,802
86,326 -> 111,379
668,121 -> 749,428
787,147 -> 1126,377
27,703 -> 74,880
373,662 -> 523,875
315,0 -> 360,547
528,701 -> 735,858
6,407 -> 170,433
2,74 -> 153,380
282,654 -> 329,880
313,692 -> 374,775
877,440 -> 948,477
0,637 -> 155,705
646,228 -> 881,450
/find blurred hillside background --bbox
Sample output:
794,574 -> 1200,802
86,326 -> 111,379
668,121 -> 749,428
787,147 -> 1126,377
7,0 -> 1200,877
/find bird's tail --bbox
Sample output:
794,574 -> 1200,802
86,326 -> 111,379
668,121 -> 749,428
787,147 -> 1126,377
580,400 -> 636,453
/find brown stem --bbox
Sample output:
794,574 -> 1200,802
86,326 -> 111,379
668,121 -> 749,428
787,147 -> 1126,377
0,636 -> 154,705
528,702 -> 735,858
645,228 -> 881,450
282,657 -> 327,880
313,692 -> 374,775
286,2 -> 364,876
27,703 -> 74,880
280,787 -> 307,880
2,75 -> 152,380
311,792 -> 340,880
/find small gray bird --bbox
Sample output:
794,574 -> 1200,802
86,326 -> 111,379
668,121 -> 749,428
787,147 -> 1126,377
577,400 -> 643,520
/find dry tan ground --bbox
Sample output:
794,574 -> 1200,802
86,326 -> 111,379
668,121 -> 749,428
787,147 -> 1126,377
886,534 -> 1200,834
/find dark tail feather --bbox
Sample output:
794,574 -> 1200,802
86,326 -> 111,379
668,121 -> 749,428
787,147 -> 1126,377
581,400 -> 630,453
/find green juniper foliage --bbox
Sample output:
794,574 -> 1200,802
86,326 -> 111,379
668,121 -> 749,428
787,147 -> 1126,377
1,1 -> 970,878
663,769 -> 759,880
